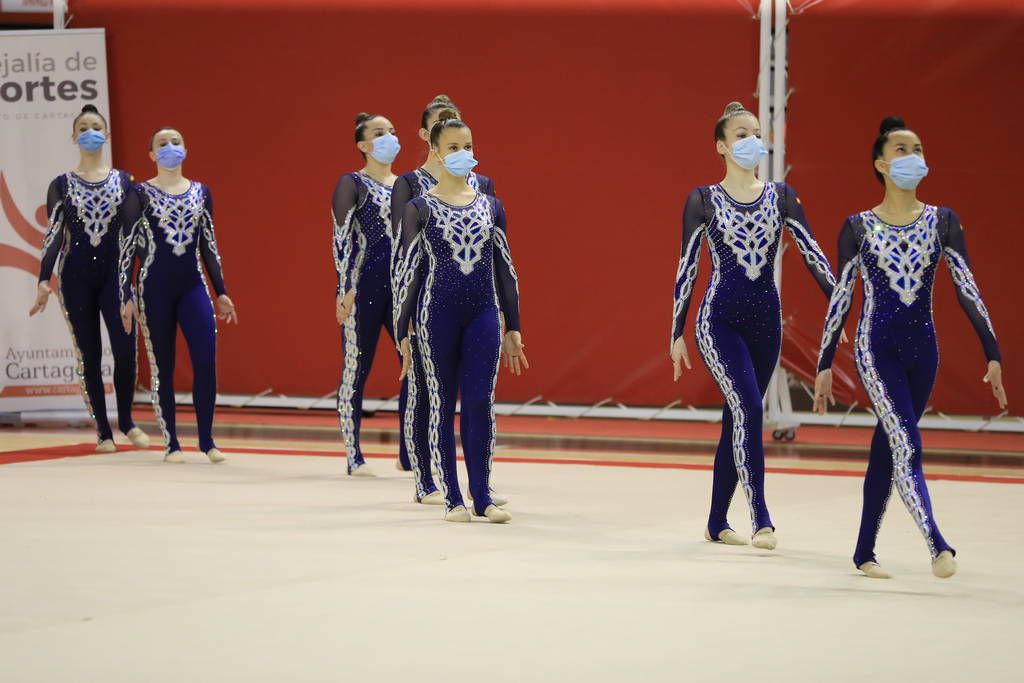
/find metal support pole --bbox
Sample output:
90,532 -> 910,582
53,1 -> 66,30
756,0 -> 772,181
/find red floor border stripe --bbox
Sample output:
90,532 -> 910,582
125,407 -> 1024,454
2,442 -> 1022,485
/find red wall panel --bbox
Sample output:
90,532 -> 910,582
51,0 -> 1020,415
784,1 -> 1024,415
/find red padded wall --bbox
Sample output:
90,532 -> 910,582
15,0 -> 1015,414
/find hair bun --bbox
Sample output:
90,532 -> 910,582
80,104 -> 99,114
431,94 -> 454,106
354,112 -> 373,127
879,116 -> 906,135
723,101 -> 746,116
436,108 -> 460,124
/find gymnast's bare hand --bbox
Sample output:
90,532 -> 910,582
217,294 -> 238,324
336,289 -> 355,325
120,300 -> 137,334
502,331 -> 529,376
813,369 -> 836,415
398,337 -> 412,380
983,360 -> 1008,410
29,281 -> 51,316
671,336 -> 692,381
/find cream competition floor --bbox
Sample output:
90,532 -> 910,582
1,420 -> 1022,682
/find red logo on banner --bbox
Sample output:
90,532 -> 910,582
0,171 -> 46,277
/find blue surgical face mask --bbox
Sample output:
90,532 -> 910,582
77,129 -> 106,152
441,149 -> 478,178
156,144 -> 187,169
887,154 -> 929,190
369,133 -> 401,164
730,135 -> 767,170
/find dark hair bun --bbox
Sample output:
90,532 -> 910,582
80,104 -> 99,114
879,116 -> 906,135
431,94 -> 455,106
354,112 -> 374,127
436,108 -> 460,124
723,101 -> 746,117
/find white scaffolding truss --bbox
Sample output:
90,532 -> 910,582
52,1 -> 66,30
760,0 -> 799,439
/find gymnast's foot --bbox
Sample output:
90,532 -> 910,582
417,490 -> 445,506
125,427 -> 150,449
751,527 -> 777,551
482,505 -> 512,524
164,450 -> 185,464
349,462 -> 375,477
704,528 -> 748,546
469,489 -> 508,507
445,506 -> 471,523
858,561 -> 892,579
932,550 -> 957,579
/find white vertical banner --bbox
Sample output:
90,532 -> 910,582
0,29 -> 113,413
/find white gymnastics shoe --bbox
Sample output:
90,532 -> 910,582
417,491 -> 445,506
932,550 -> 957,579
96,439 -> 116,453
469,490 -> 508,507
444,506 -> 471,523
206,448 -> 226,464
751,527 -> 777,550
349,463 -> 375,477
704,528 -> 749,546
858,562 -> 892,579
126,427 -> 150,449
482,505 -> 511,524
164,450 -> 185,464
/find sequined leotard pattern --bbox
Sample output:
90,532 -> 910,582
38,170 -> 141,443
817,206 -> 1000,566
333,171 -> 409,474
393,190 -> 518,514
119,181 -> 227,455
389,169 -> 495,499
672,182 -> 836,536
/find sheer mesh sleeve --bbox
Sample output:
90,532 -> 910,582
117,185 -> 145,306
491,197 -> 520,332
781,183 -> 835,297
38,176 -> 66,283
389,174 -> 414,291
817,217 -> 862,371
479,174 -> 496,197
332,173 -> 361,295
199,185 -> 227,297
393,199 -> 427,346
940,209 -> 1001,363
390,175 -> 414,242
671,188 -> 706,344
